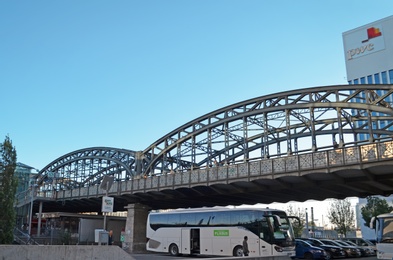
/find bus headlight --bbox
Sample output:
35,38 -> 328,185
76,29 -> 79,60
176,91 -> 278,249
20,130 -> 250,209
274,246 -> 283,252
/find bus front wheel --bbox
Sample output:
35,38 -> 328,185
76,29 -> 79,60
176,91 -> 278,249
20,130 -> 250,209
233,245 -> 243,256
169,243 -> 179,256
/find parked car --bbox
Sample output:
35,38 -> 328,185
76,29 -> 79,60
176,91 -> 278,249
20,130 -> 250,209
342,238 -> 376,254
319,239 -> 361,258
293,239 -> 329,260
340,240 -> 375,256
302,238 -> 346,259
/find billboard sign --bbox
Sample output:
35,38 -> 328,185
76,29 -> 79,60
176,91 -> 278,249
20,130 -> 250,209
344,24 -> 385,60
102,196 -> 114,212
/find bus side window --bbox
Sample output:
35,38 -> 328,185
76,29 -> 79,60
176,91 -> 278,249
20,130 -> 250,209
150,214 -> 168,230
260,218 -> 272,241
181,213 -> 196,226
230,211 -> 241,225
195,212 -> 209,226
167,214 -> 181,227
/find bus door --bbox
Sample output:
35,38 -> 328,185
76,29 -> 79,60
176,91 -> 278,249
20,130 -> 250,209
249,235 -> 261,256
259,217 -> 274,256
181,228 -> 201,255
190,229 -> 200,254
181,229 -> 191,254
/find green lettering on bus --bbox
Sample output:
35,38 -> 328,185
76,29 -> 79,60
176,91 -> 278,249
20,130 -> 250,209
214,230 -> 229,236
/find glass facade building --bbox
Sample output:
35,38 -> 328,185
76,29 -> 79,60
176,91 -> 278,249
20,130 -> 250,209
343,15 -> 393,141
343,16 -> 393,240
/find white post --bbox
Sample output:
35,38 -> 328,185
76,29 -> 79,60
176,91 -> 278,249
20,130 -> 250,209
28,186 -> 34,236
103,190 -> 108,230
37,201 -> 43,237
305,208 -> 309,238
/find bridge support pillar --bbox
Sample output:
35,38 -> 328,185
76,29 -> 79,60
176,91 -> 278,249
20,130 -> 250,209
123,203 -> 151,253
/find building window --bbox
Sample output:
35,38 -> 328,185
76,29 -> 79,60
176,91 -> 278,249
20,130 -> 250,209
354,79 -> 359,85
382,71 -> 387,84
367,75 -> 373,84
389,70 -> 393,84
374,73 -> 380,84
348,80 -> 352,84
360,77 -> 366,84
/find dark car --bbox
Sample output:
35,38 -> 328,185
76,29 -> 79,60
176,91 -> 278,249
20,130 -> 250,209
342,238 -> 376,254
319,239 -> 361,258
302,238 -> 346,259
340,240 -> 375,256
293,239 -> 329,260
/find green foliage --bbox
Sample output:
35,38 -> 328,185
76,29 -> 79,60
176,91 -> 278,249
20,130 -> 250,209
361,196 -> 393,229
327,198 -> 355,237
0,135 -> 18,244
61,230 -> 71,245
286,204 -> 305,238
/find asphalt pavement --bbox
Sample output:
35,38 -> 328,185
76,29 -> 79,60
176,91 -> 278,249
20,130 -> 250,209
128,253 -> 378,260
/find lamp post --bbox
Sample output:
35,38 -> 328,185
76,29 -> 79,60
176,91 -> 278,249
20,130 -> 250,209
305,208 -> 309,238
28,183 -> 37,236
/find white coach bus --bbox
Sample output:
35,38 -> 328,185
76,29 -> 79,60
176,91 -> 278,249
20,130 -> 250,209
146,207 -> 297,257
371,212 -> 393,259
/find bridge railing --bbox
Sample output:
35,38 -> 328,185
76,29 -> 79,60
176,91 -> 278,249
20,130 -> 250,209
55,140 -> 393,200
16,186 -> 57,207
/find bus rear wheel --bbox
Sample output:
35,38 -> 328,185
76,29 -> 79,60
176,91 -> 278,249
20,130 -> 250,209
169,243 -> 179,256
233,245 -> 243,257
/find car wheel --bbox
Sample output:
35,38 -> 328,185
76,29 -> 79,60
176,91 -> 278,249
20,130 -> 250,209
169,243 -> 179,256
233,245 -> 243,256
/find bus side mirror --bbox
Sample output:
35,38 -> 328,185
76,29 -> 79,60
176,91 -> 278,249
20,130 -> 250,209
288,216 -> 300,224
273,215 -> 282,226
370,217 -> 376,229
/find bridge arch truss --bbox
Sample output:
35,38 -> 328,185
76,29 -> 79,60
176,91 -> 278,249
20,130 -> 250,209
142,85 -> 393,175
37,84 -> 393,193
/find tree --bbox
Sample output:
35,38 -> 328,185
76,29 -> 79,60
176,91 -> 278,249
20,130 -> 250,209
327,198 -> 355,237
286,204 -> 306,238
0,135 -> 18,244
361,196 -> 393,229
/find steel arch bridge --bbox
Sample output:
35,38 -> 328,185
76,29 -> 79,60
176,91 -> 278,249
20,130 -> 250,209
36,84 -> 393,198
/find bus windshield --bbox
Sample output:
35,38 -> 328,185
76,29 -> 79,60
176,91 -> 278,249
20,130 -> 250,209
264,213 -> 295,246
380,217 -> 393,242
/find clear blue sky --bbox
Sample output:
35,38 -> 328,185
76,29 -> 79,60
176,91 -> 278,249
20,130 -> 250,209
1,1 -> 393,171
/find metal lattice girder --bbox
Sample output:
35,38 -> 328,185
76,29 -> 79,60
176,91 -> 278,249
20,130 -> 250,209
36,84 -> 393,192
141,85 -> 393,175
37,147 -> 137,191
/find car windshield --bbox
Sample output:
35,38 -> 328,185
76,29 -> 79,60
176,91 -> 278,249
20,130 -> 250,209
306,240 -> 318,246
362,239 -> 375,246
345,241 -> 357,246
336,240 -> 350,246
312,239 -> 323,246
323,240 -> 340,246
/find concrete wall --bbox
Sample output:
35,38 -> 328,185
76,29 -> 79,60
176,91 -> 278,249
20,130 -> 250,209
0,245 -> 133,260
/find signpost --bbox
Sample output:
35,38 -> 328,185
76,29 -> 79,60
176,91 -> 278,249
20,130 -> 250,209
99,175 -> 114,231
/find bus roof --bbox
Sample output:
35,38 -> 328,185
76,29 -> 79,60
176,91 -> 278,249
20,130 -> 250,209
149,207 -> 284,215
377,212 -> 393,218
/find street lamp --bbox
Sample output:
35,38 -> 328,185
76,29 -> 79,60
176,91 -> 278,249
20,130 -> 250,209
28,183 -> 37,236
305,208 -> 309,238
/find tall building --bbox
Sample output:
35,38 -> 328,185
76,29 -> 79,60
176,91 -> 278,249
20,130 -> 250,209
343,15 -> 393,85
342,15 -> 393,141
343,16 -> 393,238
